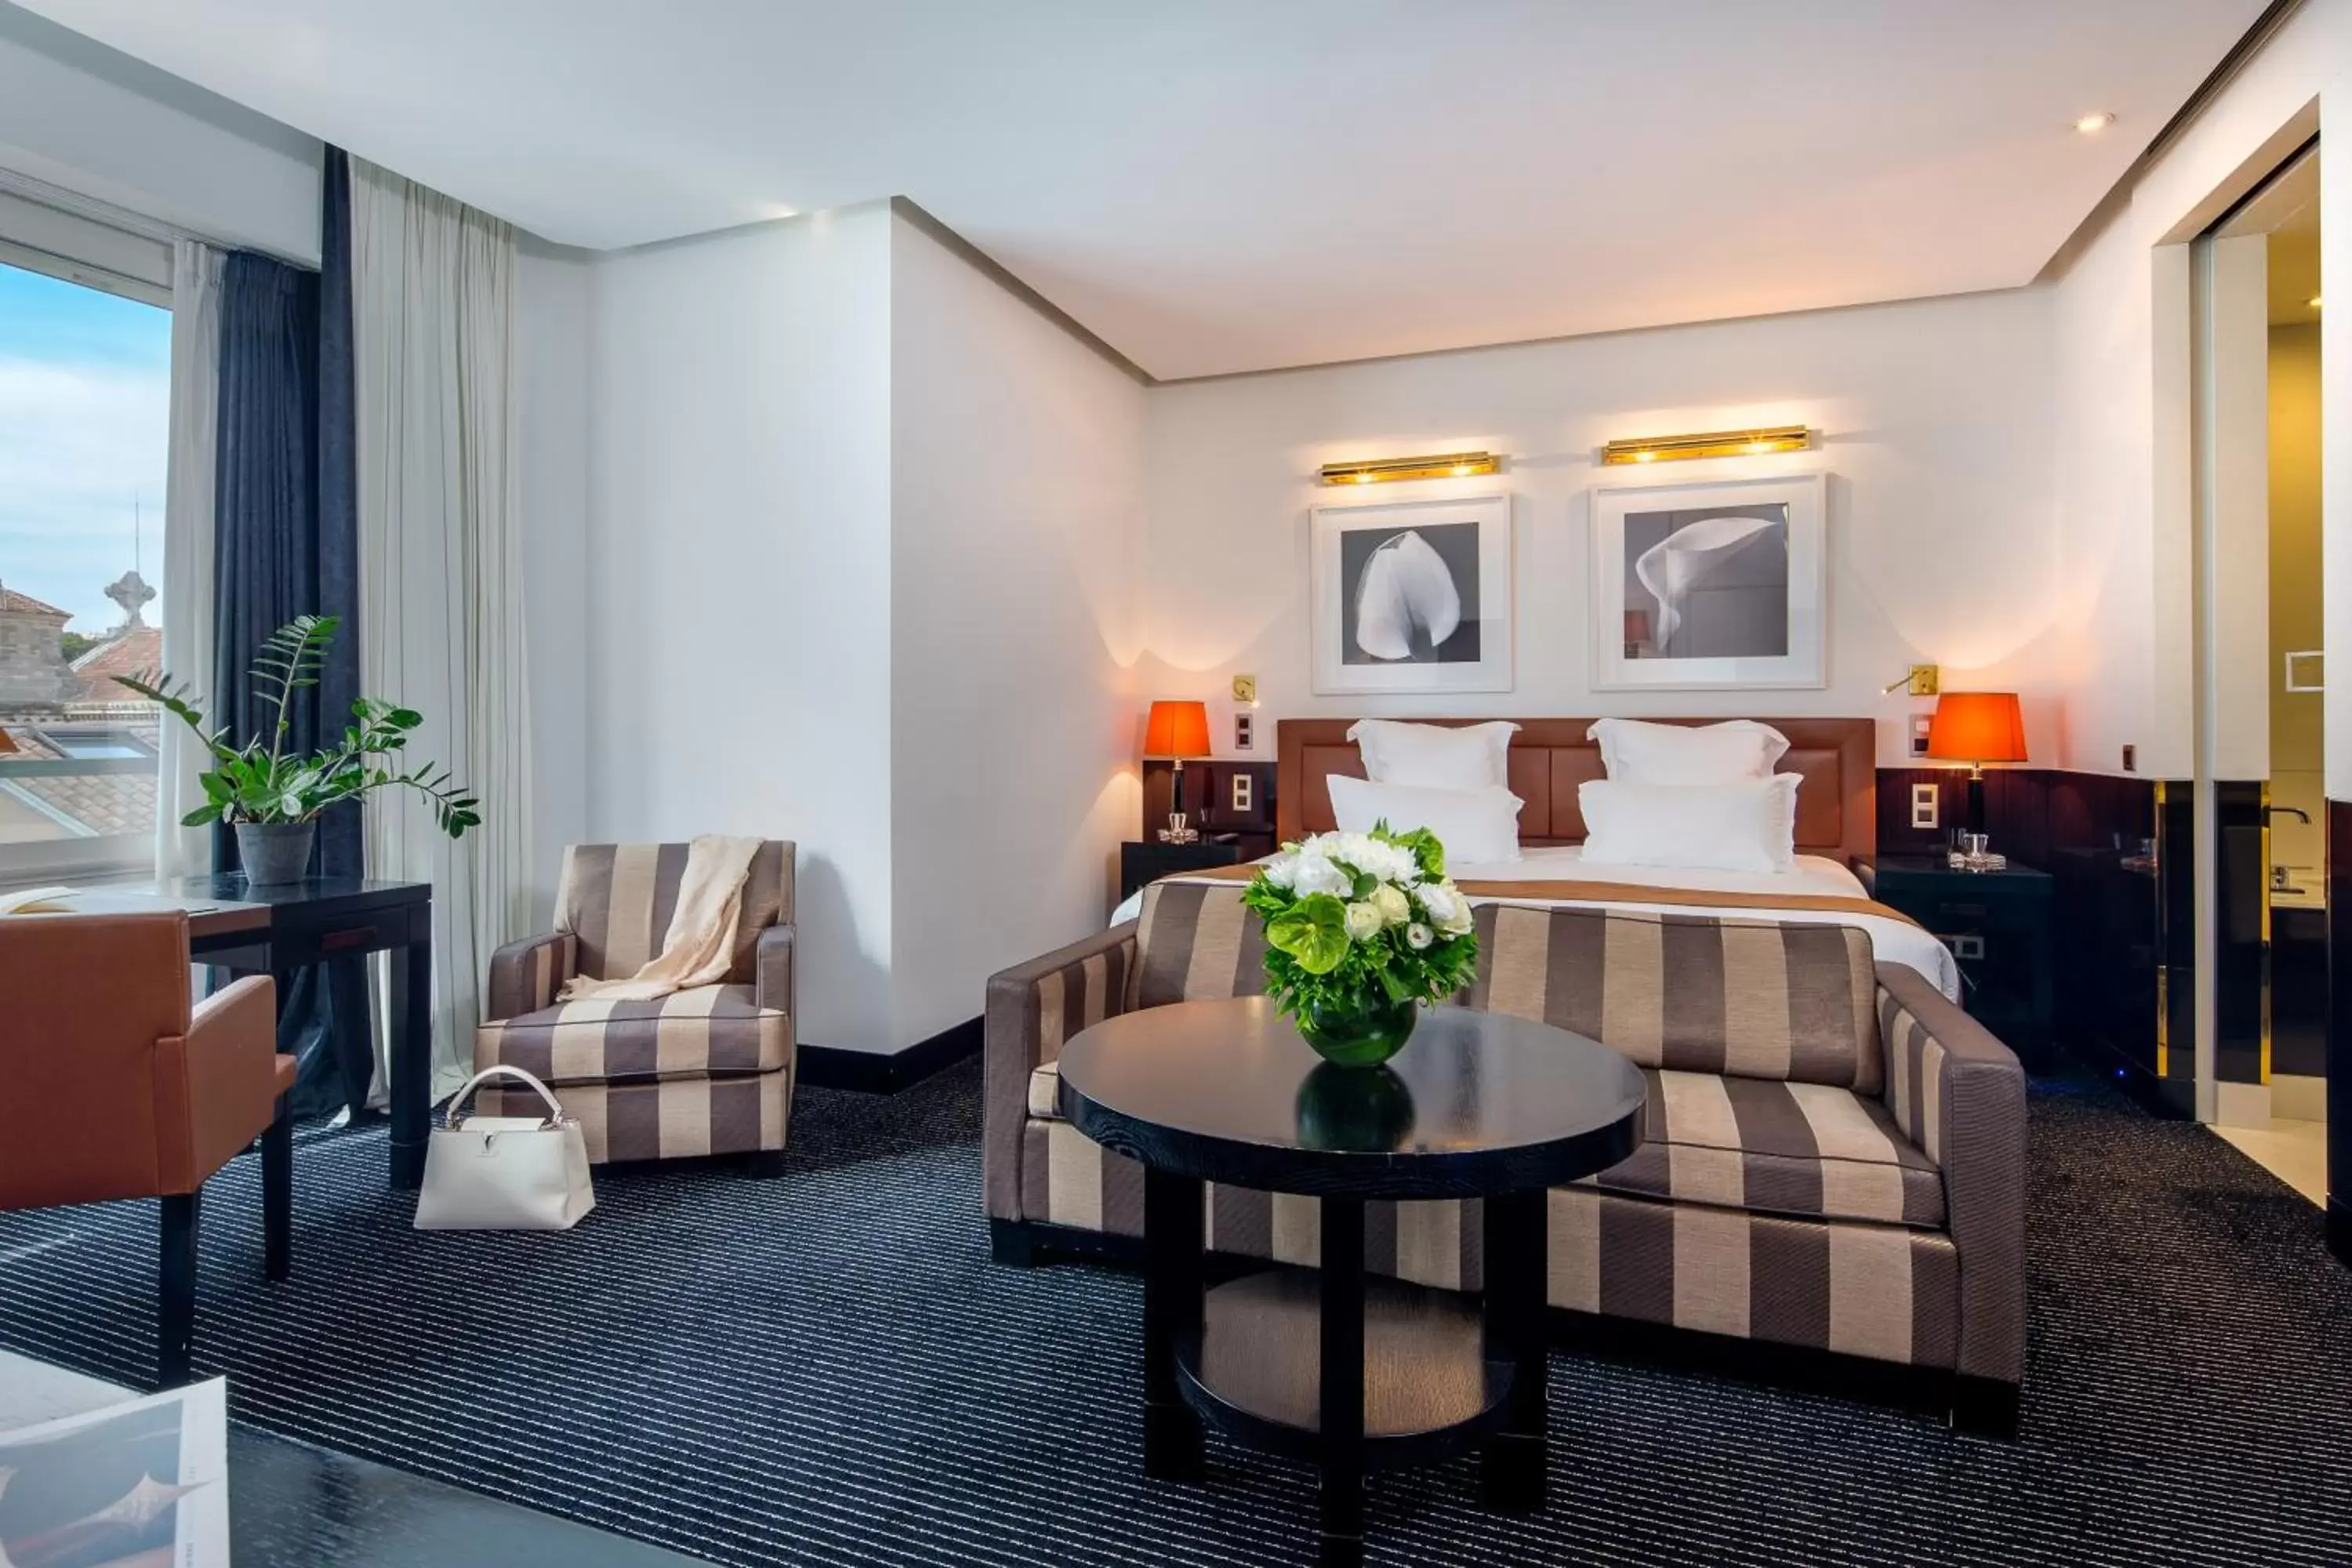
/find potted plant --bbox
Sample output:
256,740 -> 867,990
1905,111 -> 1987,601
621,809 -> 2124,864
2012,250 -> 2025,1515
115,614 -> 479,885
1240,823 -> 1479,1067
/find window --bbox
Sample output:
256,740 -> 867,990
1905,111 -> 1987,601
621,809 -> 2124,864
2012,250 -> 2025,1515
0,257 -> 171,883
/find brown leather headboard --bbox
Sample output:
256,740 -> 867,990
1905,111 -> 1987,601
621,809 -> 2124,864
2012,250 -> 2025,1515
1276,717 -> 1878,869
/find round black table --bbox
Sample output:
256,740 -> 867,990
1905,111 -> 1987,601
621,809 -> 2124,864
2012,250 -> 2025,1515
1056,996 -> 1646,1567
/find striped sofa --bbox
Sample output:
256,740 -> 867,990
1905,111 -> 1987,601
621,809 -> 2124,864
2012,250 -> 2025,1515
475,841 -> 797,1169
985,880 -> 2027,1432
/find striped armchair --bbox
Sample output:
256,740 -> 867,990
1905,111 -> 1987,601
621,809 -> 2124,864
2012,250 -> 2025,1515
985,881 -> 2027,1433
476,841 -> 797,1170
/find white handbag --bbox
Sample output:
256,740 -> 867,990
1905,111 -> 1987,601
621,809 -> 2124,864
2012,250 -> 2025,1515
415,1065 -> 597,1232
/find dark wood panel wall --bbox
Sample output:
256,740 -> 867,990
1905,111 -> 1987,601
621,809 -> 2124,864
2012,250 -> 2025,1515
1878,767 -> 2189,1116
1141,759 -> 1279,858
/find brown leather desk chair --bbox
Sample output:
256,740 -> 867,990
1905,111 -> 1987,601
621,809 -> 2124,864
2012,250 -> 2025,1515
0,912 -> 295,1386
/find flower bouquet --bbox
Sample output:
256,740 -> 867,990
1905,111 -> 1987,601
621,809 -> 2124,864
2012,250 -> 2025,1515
1240,823 -> 1479,1067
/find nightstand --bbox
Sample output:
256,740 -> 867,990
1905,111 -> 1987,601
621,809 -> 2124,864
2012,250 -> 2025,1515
1119,839 -> 1242,902
1866,855 -> 2055,1065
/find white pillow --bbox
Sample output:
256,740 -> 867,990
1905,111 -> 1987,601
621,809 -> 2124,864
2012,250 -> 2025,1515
1327,776 -> 1524,864
1577,775 -> 1800,874
1348,719 -> 1518,790
1586,718 -> 1791,786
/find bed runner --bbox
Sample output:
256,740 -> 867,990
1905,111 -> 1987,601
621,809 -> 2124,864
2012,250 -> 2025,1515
1167,862 -> 1924,930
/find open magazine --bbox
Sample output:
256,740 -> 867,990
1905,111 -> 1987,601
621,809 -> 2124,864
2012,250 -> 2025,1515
0,887 -> 76,916
0,1377 -> 228,1567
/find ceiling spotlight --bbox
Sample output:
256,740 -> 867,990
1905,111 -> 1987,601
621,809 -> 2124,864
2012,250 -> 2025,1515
2074,111 -> 2114,134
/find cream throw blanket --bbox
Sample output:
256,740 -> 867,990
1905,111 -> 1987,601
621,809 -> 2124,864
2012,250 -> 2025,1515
558,835 -> 765,1002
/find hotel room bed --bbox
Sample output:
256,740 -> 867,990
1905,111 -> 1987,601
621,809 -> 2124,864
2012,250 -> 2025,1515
1112,714 -> 1961,999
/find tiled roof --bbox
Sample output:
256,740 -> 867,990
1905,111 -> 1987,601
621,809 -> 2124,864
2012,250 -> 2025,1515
71,626 -> 163,702
0,770 -> 155,837
0,586 -> 70,619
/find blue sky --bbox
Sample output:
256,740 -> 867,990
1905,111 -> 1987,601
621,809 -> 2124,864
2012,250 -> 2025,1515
0,260 -> 171,634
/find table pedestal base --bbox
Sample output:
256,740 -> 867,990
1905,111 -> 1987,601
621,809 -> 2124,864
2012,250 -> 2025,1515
1143,1180 -> 1551,1563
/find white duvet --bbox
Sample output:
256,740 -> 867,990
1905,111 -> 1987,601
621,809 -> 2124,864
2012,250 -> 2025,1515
1112,845 -> 1960,1000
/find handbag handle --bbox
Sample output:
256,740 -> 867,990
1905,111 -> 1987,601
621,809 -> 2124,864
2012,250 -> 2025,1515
443,1064 -> 568,1127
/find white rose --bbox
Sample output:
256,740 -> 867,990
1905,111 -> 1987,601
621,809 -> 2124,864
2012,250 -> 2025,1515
1291,852 -> 1352,898
1418,881 -> 1475,935
1406,922 -> 1435,950
1371,883 -> 1410,927
1344,901 -> 1384,942
1261,852 -> 1300,890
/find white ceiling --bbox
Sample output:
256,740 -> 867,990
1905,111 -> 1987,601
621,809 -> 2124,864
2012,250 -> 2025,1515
17,0 -> 2266,379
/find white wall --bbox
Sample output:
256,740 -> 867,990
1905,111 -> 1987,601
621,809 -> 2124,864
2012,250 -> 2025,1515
0,1 -> 318,260
585,206 -> 898,1049
887,214 -> 1147,1045
1139,290 -> 2062,768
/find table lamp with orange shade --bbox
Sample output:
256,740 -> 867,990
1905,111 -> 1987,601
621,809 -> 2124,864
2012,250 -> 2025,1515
1925,691 -> 2027,842
1144,699 -> 1213,844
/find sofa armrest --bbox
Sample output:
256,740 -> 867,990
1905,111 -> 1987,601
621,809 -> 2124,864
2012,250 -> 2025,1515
485,931 -> 577,1022
755,924 -> 795,1017
176,975 -> 281,1193
982,921 -> 1138,1224
1876,963 -> 2028,1386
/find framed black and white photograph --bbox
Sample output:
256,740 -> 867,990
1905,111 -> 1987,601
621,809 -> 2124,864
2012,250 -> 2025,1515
1310,494 -> 1512,695
1591,472 -> 1825,690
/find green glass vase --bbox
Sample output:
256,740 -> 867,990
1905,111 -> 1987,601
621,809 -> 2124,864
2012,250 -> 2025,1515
1292,990 -> 1421,1068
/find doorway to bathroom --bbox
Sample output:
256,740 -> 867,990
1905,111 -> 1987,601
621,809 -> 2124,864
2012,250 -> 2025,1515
2193,139 -> 2327,1203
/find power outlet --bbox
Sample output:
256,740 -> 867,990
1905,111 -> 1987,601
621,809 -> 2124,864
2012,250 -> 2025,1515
2122,743 -> 2136,773
1910,782 -> 1940,830
1234,712 -> 1254,750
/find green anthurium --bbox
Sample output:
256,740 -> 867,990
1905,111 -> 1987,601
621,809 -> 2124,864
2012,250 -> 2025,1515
1265,892 -> 1352,976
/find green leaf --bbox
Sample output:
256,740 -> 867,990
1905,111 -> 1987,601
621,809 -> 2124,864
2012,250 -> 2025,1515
1265,892 -> 1351,976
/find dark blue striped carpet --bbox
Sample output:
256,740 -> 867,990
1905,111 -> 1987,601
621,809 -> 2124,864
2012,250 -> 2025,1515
0,1063 -> 2347,1567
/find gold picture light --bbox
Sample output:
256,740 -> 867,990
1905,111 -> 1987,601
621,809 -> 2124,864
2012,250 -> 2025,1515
1602,425 -> 1812,465
1318,451 -> 1500,485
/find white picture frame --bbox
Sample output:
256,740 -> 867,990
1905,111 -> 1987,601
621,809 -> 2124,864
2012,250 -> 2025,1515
1591,471 -> 1827,691
1310,493 -> 1513,695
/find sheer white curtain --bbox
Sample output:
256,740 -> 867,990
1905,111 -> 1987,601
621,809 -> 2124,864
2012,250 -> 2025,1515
156,239 -> 224,879
349,158 -> 533,1101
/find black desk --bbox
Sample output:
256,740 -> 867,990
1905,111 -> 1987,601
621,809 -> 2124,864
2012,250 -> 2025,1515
1057,996 -> 1646,1568
69,877 -> 436,1191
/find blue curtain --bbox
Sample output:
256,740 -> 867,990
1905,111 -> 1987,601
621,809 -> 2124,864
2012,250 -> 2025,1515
210,147 -> 368,1119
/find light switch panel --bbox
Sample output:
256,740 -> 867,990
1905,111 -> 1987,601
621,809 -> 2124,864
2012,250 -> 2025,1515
1234,712 -> 1254,750
1910,782 -> 1939,830
1232,772 -> 1253,813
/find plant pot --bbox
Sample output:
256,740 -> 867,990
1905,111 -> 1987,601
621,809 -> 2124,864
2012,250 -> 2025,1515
1292,990 -> 1421,1069
234,821 -> 317,886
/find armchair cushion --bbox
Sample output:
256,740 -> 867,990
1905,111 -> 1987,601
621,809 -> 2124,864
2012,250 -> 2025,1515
1465,904 -> 1882,1093
475,982 -> 789,1086
1127,882 -> 1268,1010
555,840 -> 794,985
1585,1068 -> 1944,1229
